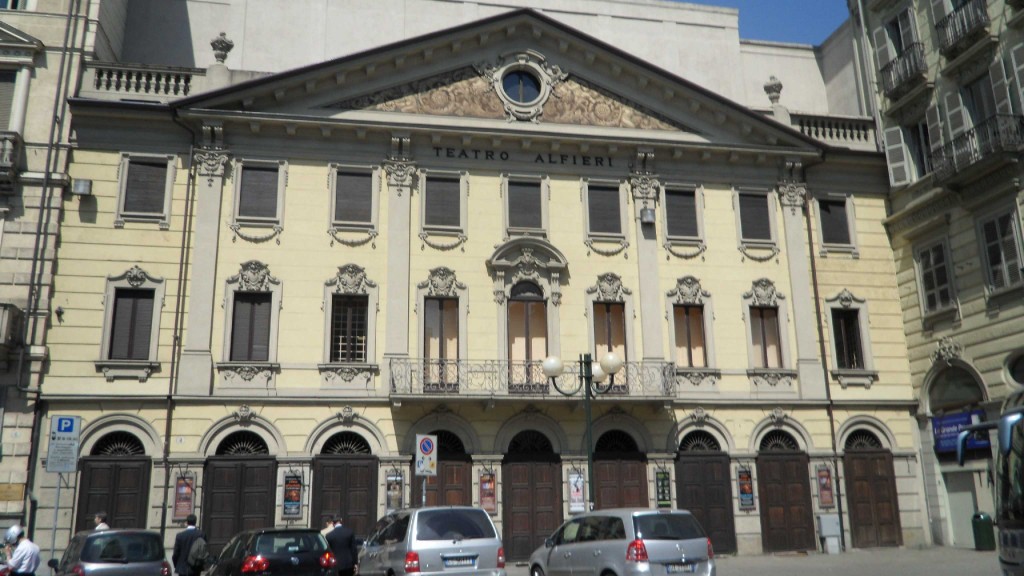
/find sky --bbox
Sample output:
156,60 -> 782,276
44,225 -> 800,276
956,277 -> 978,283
678,0 -> 850,46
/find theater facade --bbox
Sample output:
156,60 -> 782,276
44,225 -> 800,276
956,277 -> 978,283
39,9 -> 924,558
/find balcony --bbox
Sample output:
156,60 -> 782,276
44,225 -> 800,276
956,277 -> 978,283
881,43 -> 928,100
0,131 -> 22,190
936,0 -> 990,58
792,113 -> 877,152
79,62 -> 206,103
931,114 -> 1024,184
389,358 -> 675,401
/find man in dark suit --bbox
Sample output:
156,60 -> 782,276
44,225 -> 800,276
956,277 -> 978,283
326,516 -> 359,576
171,514 -> 206,576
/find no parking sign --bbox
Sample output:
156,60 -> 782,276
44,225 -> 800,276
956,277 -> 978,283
415,434 -> 437,477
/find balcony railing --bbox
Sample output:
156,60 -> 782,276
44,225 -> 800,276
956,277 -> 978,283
931,114 -> 1024,181
936,0 -> 990,56
0,131 -> 22,188
881,43 -> 927,100
80,62 -> 205,102
390,358 -> 675,399
792,113 -> 876,151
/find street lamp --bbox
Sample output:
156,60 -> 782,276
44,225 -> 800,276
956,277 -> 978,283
542,351 -> 624,510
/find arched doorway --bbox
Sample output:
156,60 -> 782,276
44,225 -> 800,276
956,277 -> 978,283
756,430 -> 815,552
593,429 -> 647,509
843,430 -> 902,548
203,431 -> 277,553
76,431 -> 151,531
312,431 -> 378,539
675,431 -> 736,554
412,430 -> 472,506
502,430 -> 563,561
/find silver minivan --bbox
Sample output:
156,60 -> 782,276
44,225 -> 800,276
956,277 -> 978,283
46,529 -> 171,576
359,506 -> 506,576
529,509 -> 715,576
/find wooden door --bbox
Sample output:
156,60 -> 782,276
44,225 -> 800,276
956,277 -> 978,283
676,453 -> 736,554
502,461 -> 563,561
594,460 -> 648,509
844,450 -> 902,548
312,456 -> 379,540
76,457 -> 151,532
411,460 -> 471,507
756,452 -> 815,552
203,458 -> 277,553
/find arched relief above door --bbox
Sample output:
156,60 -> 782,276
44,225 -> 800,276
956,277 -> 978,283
493,407 -> 569,454
403,408 -> 480,455
198,411 -> 286,457
304,410 -> 389,455
79,414 -> 162,457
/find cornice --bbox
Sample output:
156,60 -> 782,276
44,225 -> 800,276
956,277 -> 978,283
885,189 -> 960,237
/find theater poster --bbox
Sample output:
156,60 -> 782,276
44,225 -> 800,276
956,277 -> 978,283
173,476 -> 194,521
283,475 -> 302,517
480,472 -> 496,513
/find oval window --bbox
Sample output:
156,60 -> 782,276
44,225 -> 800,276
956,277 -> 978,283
1011,355 -> 1024,385
502,70 -> 542,104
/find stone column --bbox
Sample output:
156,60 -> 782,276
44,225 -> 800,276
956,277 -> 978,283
629,153 -> 664,362
381,136 -> 415,391
8,66 -> 31,134
178,144 -> 230,395
777,178 -> 826,399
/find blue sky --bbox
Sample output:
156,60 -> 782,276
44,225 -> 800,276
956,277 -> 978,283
678,0 -> 850,45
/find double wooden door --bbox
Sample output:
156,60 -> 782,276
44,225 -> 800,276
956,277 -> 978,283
676,453 -> 736,554
203,458 -> 277,553
756,452 -> 815,553
502,460 -> 563,561
844,450 -> 902,548
411,460 -> 472,507
311,456 -> 378,539
76,457 -> 151,532
594,459 -> 648,509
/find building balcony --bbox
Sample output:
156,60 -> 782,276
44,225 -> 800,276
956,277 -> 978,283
791,113 -> 877,152
0,131 -> 22,190
931,114 -> 1024,185
935,0 -> 990,58
389,358 -> 675,402
881,43 -> 928,101
79,62 -> 206,103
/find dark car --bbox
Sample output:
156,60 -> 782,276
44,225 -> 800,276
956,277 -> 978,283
46,529 -> 171,576
208,528 -> 339,576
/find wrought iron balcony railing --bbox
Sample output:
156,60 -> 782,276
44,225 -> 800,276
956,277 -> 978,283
389,358 -> 675,399
880,43 -> 927,100
0,131 -> 22,188
931,114 -> 1024,181
935,0 -> 990,56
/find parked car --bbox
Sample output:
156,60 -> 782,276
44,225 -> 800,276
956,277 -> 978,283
46,529 -> 172,576
360,506 -> 505,576
529,509 -> 715,576
206,528 -> 338,576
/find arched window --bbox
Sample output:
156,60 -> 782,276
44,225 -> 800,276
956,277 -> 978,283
759,430 -> 799,452
845,430 -> 883,451
91,432 -> 146,456
679,431 -> 722,452
216,431 -> 269,456
322,431 -> 371,455
929,366 -> 984,412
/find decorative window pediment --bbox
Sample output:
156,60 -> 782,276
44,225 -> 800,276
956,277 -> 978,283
320,264 -> 379,389
218,261 -> 283,389
97,265 -> 166,381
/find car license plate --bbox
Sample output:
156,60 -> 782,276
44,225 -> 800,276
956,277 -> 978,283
444,557 -> 475,568
666,563 -> 696,573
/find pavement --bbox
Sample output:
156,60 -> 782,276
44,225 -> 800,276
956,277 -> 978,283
506,546 -> 1001,576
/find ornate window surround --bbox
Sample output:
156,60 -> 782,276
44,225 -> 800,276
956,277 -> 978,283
217,260 -> 282,389
732,187 -> 780,261
328,163 -> 380,247
912,234 -> 960,328
581,177 -> 630,257
661,183 -> 707,260
824,288 -> 878,388
319,263 -> 380,389
476,49 -> 568,122
974,202 -> 1024,302
813,193 -> 860,258
96,265 -> 165,382
741,278 -> 797,389
584,273 -> 636,361
115,153 -> 176,230
664,276 -> 720,389
502,173 -> 549,239
418,169 -> 468,250
230,158 -> 287,234
415,267 -> 469,361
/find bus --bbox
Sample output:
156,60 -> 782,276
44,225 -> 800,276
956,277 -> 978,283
957,404 -> 1024,575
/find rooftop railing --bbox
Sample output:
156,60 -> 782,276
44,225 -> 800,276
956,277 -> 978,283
792,113 -> 877,151
81,62 -> 205,102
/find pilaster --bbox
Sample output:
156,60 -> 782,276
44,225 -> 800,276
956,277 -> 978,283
629,150 -> 665,361
381,135 -> 415,390
9,67 -> 31,135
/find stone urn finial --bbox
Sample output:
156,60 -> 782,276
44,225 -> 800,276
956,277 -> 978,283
764,75 -> 783,105
211,32 -> 235,64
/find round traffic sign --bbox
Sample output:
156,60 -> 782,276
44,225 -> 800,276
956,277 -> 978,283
419,437 -> 434,455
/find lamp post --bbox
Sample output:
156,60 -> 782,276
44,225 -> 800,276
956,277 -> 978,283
542,351 -> 624,510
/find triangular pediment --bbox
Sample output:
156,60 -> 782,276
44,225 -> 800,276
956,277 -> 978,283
0,21 -> 43,50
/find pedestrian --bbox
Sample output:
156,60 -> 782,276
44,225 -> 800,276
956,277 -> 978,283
325,516 -> 359,576
4,524 -> 40,576
171,514 -> 206,576
321,516 -> 336,536
93,512 -> 110,531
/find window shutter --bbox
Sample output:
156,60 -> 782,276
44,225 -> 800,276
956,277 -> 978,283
230,295 -> 253,361
738,193 -> 772,241
507,180 -> 543,229
0,71 -> 15,131
898,9 -> 917,49
929,0 -> 947,28
587,185 -> 621,235
124,160 -> 168,215
231,292 -> 271,361
424,176 -> 461,228
238,165 -> 279,219
250,293 -> 272,361
873,26 -> 891,71
665,189 -> 699,238
926,104 -> 944,152
990,58 -> 1013,115
109,289 -> 153,360
819,200 -> 851,245
945,91 -> 967,139
335,170 -> 373,224
883,125 -> 909,186
1012,44 -> 1024,114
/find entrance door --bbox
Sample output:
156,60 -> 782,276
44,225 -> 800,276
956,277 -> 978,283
756,431 -> 815,553
593,430 -> 648,509
675,433 -> 736,554
313,456 -> 378,539
204,457 -> 277,553
412,430 -> 472,507
502,430 -> 563,561
76,457 -> 151,532
945,471 -> 977,548
844,449 -> 902,548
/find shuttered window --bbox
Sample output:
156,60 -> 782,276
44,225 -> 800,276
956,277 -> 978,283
0,71 -> 15,131
665,189 -> 699,238
335,170 -> 373,225
917,243 -> 953,313
831,309 -> 863,370
738,193 -> 772,241
981,212 -> 1023,291
230,292 -> 272,362
123,160 -> 168,215
588,184 -> 621,235
673,305 -> 706,368
507,180 -> 543,230
424,176 -> 461,228
108,288 -> 154,360
237,165 -> 279,220
593,302 -> 627,362
330,295 -> 368,362
819,200 -> 851,245
750,307 -> 782,368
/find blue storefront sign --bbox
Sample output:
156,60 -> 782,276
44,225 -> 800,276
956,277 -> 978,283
932,410 -> 990,453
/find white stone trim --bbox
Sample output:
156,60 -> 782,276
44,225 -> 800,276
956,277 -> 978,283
198,411 -> 287,457
588,411 -> 653,453
732,187 -> 780,261
477,49 -> 567,122
115,153 -> 176,229
403,409 -> 480,454
836,415 -> 898,452
974,202 -> 1024,299
584,272 -> 636,362
749,412 -> 814,452
231,158 -> 287,228
813,193 -> 860,258
661,184 -> 707,259
320,264 -> 380,389
824,289 -> 878,388
912,234 -> 960,327
304,412 -> 389,455
96,265 -> 165,381
328,163 -> 381,239
79,413 -> 163,457
418,169 -> 468,241
669,410 -> 736,453
218,261 -> 283,389
493,408 -> 570,454
502,173 -> 548,238
741,279 -> 796,390
664,276 -> 720,390
581,178 -> 630,254
415,267 -> 469,361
